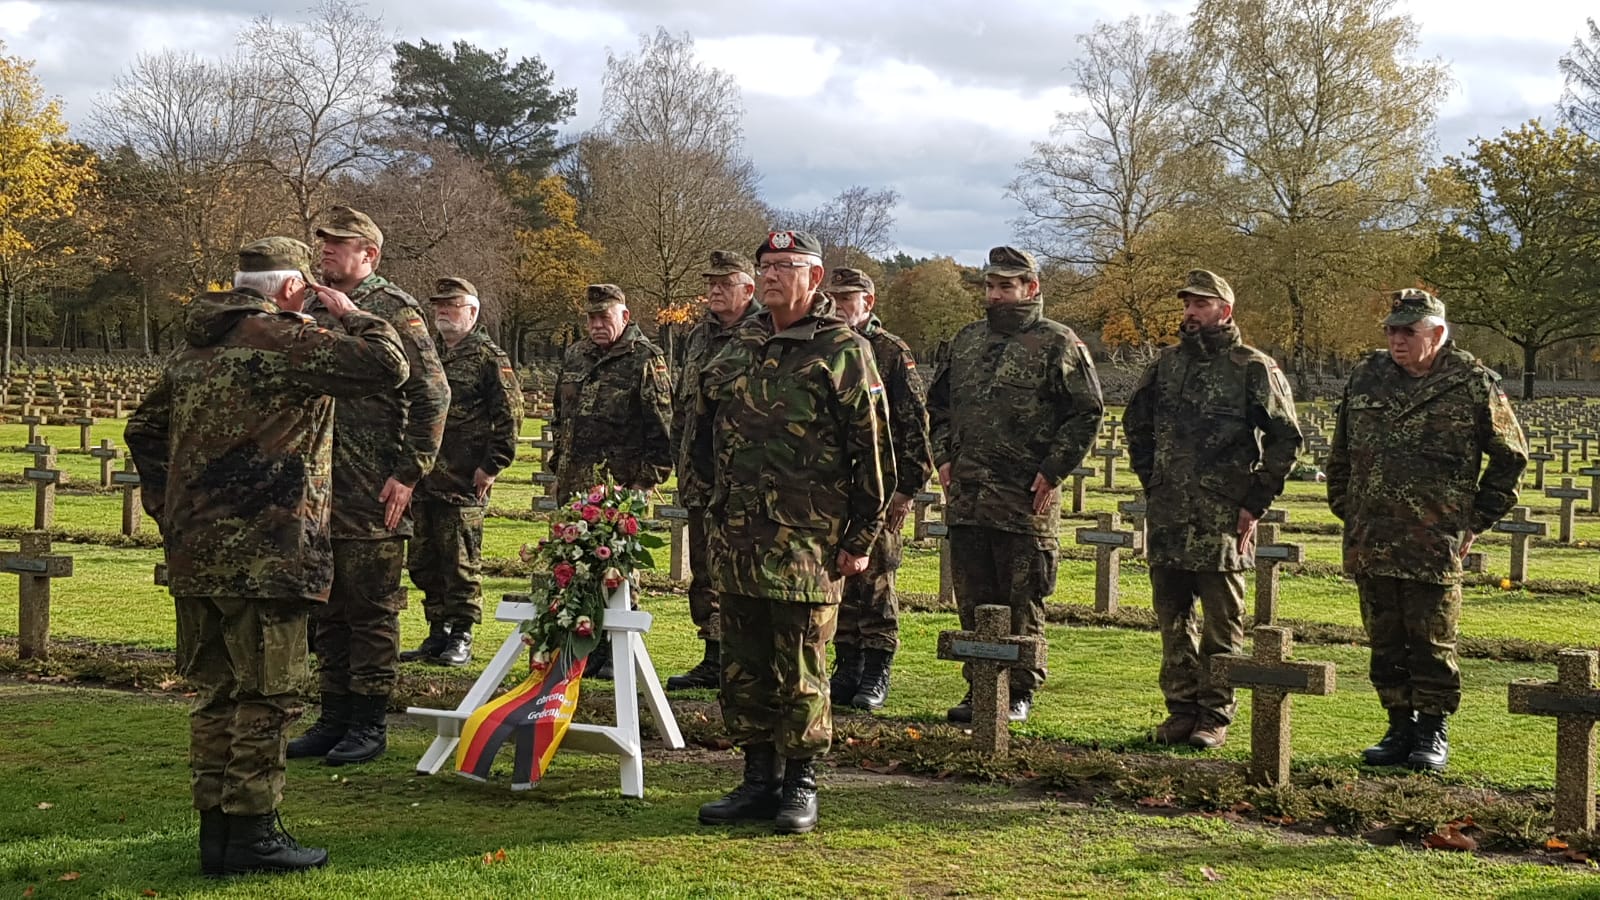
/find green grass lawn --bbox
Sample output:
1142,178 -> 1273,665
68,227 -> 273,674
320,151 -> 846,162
7,411 -> 1600,894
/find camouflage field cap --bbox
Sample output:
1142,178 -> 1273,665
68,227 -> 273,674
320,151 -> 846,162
982,246 -> 1039,278
584,283 -> 626,314
237,236 -> 314,284
755,230 -> 823,261
702,250 -> 754,278
314,205 -> 384,249
1384,288 -> 1446,327
823,267 -> 875,296
430,276 -> 480,308
1177,269 -> 1235,305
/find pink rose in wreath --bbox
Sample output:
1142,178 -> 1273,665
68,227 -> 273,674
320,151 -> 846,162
553,561 -> 576,588
595,545 -> 612,560
574,616 -> 594,638
581,504 -> 601,523
621,516 -> 639,536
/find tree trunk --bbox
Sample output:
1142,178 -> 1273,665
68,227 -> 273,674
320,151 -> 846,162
2,283 -> 12,379
1286,282 -> 1310,394
1522,342 -> 1538,400
141,285 -> 151,355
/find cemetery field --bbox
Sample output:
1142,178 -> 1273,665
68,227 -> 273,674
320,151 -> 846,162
9,407 -> 1600,894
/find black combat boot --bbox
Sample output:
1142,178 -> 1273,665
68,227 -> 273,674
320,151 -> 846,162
774,757 -> 819,835
587,638 -> 614,680
699,742 -> 785,825
666,640 -> 721,690
324,694 -> 388,766
222,811 -> 328,876
199,808 -> 228,878
1408,713 -> 1450,772
1361,707 -> 1416,767
829,643 -> 864,705
436,625 -> 473,667
286,693 -> 349,759
946,689 -> 974,724
1008,690 -> 1033,723
852,648 -> 894,710
399,621 -> 449,662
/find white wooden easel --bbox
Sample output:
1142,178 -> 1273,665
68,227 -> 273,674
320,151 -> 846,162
407,580 -> 684,797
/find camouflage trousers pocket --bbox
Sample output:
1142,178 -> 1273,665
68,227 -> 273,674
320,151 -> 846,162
250,602 -> 311,698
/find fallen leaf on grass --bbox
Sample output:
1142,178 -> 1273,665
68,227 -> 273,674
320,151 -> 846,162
698,737 -> 733,751
1230,801 -> 1254,814
156,676 -> 180,691
59,872 -> 81,881
1201,866 -> 1223,882
142,890 -> 159,897
480,848 -> 508,865
905,726 -> 922,741
1136,795 -> 1175,809
35,802 -> 53,810
1264,814 -> 1296,826
1546,838 -> 1570,850
1564,848 -> 1591,864
24,887 -> 34,897
1421,825 -> 1477,851
860,760 -> 901,775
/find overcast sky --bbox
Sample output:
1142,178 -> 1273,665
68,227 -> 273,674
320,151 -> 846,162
1,0 -> 1589,264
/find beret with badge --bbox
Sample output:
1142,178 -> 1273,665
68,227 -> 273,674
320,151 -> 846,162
755,230 -> 823,262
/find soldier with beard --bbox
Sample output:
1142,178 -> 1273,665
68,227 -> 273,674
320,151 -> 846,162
1124,269 -> 1303,751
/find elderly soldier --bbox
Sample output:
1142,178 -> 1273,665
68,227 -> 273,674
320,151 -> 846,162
1328,289 -> 1528,772
927,246 -> 1103,724
550,282 -> 673,678
1125,270 -> 1303,750
401,278 -> 523,667
822,267 -> 934,710
126,238 -> 408,876
691,231 -> 892,834
288,206 -> 450,766
666,251 -> 762,691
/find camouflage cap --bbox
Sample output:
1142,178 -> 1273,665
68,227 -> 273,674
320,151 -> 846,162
702,250 -> 754,278
430,276 -> 479,308
982,246 -> 1038,278
754,230 -> 823,261
823,267 -> 875,296
1384,288 -> 1446,326
1177,269 -> 1235,305
237,236 -> 314,283
584,283 -> 626,314
314,205 -> 384,249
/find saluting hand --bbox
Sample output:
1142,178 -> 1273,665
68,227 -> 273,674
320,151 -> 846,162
307,283 -> 358,321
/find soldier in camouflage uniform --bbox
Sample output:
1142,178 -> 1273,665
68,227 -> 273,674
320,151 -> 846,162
1328,289 -> 1528,772
288,206 -> 451,766
402,277 -> 523,667
822,267 -> 934,711
1125,270 -> 1303,750
691,231 -> 892,835
927,246 -> 1103,724
666,250 -> 762,691
551,283 -> 674,678
126,237 -> 408,877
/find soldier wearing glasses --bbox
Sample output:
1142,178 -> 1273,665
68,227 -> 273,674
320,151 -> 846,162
1327,288 -> 1528,772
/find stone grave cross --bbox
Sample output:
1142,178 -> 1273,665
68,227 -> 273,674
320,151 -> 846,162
1545,477 -> 1588,544
1075,512 -> 1141,613
6,533 -> 74,660
112,459 -> 144,536
936,604 -> 1047,756
1252,509 -> 1304,625
1211,626 -> 1336,786
89,438 -> 121,489
1508,649 -> 1600,834
1491,506 -> 1546,584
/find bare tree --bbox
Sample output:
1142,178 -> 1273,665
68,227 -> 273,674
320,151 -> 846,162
1561,18 -> 1600,138
781,185 -> 900,268
578,29 -> 768,326
240,0 -> 394,241
88,49 -> 279,314
1009,15 -> 1196,347
344,135 -> 520,323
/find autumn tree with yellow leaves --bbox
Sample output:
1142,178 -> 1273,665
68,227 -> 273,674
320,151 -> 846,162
0,44 -> 97,375
508,174 -> 603,361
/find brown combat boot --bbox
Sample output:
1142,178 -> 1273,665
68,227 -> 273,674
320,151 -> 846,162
1154,711 -> 1198,745
1188,712 -> 1229,749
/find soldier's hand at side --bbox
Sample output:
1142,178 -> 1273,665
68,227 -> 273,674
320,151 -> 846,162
379,476 -> 414,531
307,283 -> 357,321
938,463 -> 951,492
1460,530 -> 1476,558
473,468 -> 495,501
1236,508 -> 1259,556
886,492 -> 914,533
837,549 -> 869,577
1030,473 -> 1059,516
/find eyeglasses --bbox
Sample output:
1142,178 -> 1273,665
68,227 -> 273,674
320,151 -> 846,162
1383,325 -> 1424,338
706,277 -> 749,292
757,260 -> 813,275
